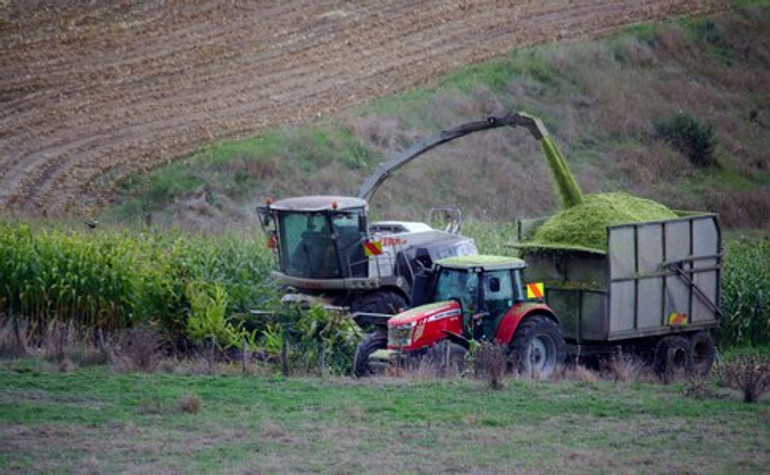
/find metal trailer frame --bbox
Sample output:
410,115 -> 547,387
524,214 -> 721,345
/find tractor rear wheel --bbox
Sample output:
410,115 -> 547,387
353,331 -> 388,377
510,315 -> 565,378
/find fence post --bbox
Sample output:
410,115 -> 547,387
281,326 -> 289,378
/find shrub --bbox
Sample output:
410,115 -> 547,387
260,304 -> 363,376
718,353 -> 770,403
472,342 -> 508,389
655,112 -> 716,167
110,325 -> 165,373
178,394 -> 202,414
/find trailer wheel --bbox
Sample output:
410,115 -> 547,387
689,331 -> 716,376
353,331 -> 388,377
510,315 -> 565,378
655,336 -> 692,382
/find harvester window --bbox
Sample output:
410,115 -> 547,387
280,212 -> 341,278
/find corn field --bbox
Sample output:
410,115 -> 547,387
1,220 -> 767,352
0,221 -> 277,346
719,237 -> 770,346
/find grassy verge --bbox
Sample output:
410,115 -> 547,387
0,359 -> 768,474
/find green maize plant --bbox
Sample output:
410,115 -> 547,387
720,238 -> 770,346
0,220 -> 278,350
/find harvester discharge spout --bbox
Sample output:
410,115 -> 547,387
356,111 -> 583,210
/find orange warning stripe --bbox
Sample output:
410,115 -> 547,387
526,282 -> 544,299
364,240 -> 383,256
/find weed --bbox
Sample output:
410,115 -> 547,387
681,373 -> 718,400
178,394 -> 202,414
601,353 -> 649,383
472,342 -> 508,390
110,325 -> 164,373
718,353 -> 770,403
0,318 -> 29,358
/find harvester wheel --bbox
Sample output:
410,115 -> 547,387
351,290 -> 407,316
654,335 -> 692,383
510,315 -> 565,378
689,331 -> 716,376
353,331 -> 388,377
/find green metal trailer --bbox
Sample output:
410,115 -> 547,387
519,213 -> 721,374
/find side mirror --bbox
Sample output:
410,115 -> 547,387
489,277 -> 501,293
256,205 -> 271,228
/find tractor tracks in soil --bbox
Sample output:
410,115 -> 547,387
0,0 -> 725,215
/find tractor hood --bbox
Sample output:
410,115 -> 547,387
388,300 -> 461,327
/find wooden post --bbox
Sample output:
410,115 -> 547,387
281,329 -> 289,378
241,339 -> 248,375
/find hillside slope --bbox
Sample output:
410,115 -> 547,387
0,0 -> 726,216
109,5 -> 770,232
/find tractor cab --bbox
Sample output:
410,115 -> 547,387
387,255 -> 529,352
432,256 -> 527,340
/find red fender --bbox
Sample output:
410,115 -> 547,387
494,302 -> 558,345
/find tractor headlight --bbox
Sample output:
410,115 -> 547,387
388,322 -> 415,348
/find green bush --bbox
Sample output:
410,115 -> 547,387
655,112 -> 717,167
263,304 -> 363,375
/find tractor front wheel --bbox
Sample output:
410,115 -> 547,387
510,315 -> 565,378
353,331 -> 388,377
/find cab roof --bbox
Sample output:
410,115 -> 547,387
437,255 -> 525,271
269,195 -> 367,212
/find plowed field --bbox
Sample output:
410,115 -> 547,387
0,0 -> 723,215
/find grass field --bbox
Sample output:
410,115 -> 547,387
1,359 -> 768,474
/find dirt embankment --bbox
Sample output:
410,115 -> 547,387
0,0 -> 723,216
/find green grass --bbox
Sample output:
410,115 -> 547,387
0,360 -> 768,473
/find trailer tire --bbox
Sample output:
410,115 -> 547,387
510,314 -> 565,378
689,331 -> 716,376
353,331 -> 388,377
655,336 -> 692,382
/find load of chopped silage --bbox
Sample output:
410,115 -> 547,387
527,192 -> 678,252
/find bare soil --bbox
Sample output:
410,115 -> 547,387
0,0 -> 724,215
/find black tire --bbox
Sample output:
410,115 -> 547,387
654,335 -> 692,382
353,331 -> 388,377
510,315 -> 566,378
689,331 -> 716,376
350,290 -> 408,316
424,339 -> 468,376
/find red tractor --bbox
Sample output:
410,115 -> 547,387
355,255 -> 566,377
